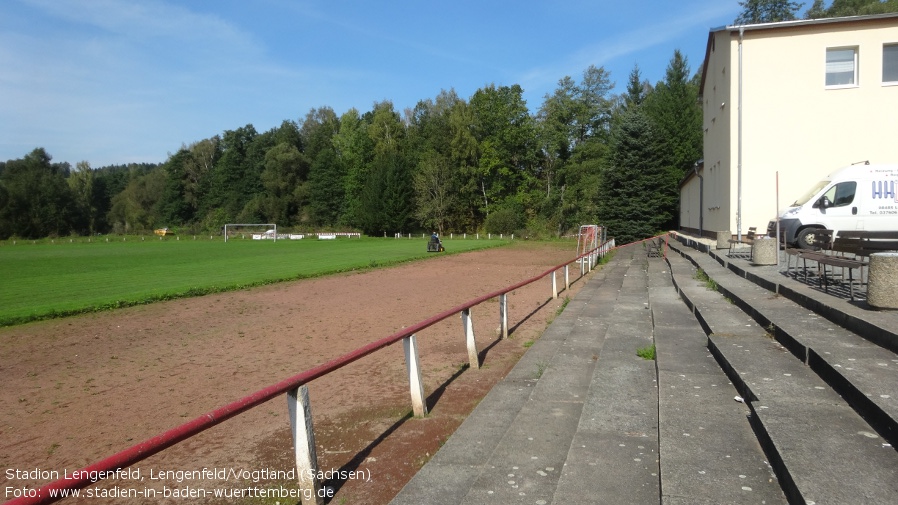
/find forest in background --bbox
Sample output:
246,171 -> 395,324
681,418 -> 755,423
0,53 -> 701,244
4,1 -> 896,244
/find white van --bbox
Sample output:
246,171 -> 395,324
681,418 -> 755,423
769,161 -> 898,249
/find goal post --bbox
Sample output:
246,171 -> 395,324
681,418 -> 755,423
576,225 -> 599,262
223,223 -> 277,242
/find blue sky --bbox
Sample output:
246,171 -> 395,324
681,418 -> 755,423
1,0 -> 743,168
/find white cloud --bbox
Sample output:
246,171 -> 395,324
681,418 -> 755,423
22,0 -> 259,50
517,2 -> 739,97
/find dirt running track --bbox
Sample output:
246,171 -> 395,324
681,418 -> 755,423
1,242 -> 592,505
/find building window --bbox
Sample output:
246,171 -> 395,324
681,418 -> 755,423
884,44 -> 898,84
826,47 -> 858,87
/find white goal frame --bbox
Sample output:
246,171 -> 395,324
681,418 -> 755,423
576,225 -> 599,262
223,223 -> 277,242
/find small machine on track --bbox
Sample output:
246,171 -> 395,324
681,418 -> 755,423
427,233 -> 445,252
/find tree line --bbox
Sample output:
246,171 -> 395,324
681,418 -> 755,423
1,52 -> 703,244
735,0 -> 898,23
3,3 -> 894,244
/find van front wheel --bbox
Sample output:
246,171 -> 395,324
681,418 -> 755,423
796,228 -> 823,250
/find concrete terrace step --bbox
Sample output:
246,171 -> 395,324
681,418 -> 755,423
389,245 -> 642,505
391,236 -> 898,505
678,238 -> 898,447
551,245 -> 659,504
646,259 -> 785,505
665,241 -> 898,504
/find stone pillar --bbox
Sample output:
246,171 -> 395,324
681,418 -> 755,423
716,230 -> 731,249
867,252 -> 898,309
751,238 -> 777,265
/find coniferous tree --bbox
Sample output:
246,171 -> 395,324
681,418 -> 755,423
735,0 -> 804,23
201,124 -> 259,223
357,101 -> 415,235
156,148 -> 193,226
624,65 -> 649,109
358,150 -> 414,235
643,50 -> 703,179
306,146 -> 345,226
598,110 -> 676,243
805,0 -> 828,17
807,0 -> 898,17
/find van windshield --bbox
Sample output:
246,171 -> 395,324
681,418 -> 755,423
792,180 -> 831,206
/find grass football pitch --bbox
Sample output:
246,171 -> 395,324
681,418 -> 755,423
0,236 -> 509,327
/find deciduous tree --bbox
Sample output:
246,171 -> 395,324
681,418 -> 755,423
68,160 -> 100,234
413,150 -> 456,235
0,148 -> 76,239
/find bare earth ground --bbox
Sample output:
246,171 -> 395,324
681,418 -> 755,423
1,242 -> 590,505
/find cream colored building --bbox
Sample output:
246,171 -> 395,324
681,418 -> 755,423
681,13 -> 898,240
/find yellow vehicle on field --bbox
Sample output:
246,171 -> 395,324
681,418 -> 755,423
154,227 -> 174,236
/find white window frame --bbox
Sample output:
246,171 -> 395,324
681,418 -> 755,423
883,43 -> 898,86
826,46 -> 859,88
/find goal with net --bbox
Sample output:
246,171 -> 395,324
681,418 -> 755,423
223,223 -> 278,242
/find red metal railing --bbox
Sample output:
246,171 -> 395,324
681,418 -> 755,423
4,239 -> 617,505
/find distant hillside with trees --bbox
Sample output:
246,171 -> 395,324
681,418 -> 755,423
2,52 -> 704,244
6,4 -> 893,243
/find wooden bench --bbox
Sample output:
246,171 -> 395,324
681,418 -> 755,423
786,230 -> 898,301
728,227 -> 757,257
646,236 -> 665,258
783,229 -> 833,276
813,250 -> 866,301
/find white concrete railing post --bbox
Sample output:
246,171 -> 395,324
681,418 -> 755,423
403,335 -> 428,417
499,293 -> 508,339
564,265 -> 570,291
461,309 -> 479,369
287,385 -> 323,505
552,270 -> 558,299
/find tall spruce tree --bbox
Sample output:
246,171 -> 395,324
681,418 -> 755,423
306,146 -> 345,226
597,110 -> 676,243
735,0 -> 805,23
643,50 -> 703,179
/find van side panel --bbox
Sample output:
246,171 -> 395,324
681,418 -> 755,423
774,164 -> 898,243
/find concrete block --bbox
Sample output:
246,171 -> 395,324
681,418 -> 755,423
716,230 -> 731,249
867,252 -> 898,309
751,237 -> 777,266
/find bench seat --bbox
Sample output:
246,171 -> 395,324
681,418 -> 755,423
783,229 -> 898,301
727,227 -> 757,257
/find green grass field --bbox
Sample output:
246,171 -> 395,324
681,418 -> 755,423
0,236 -> 509,327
